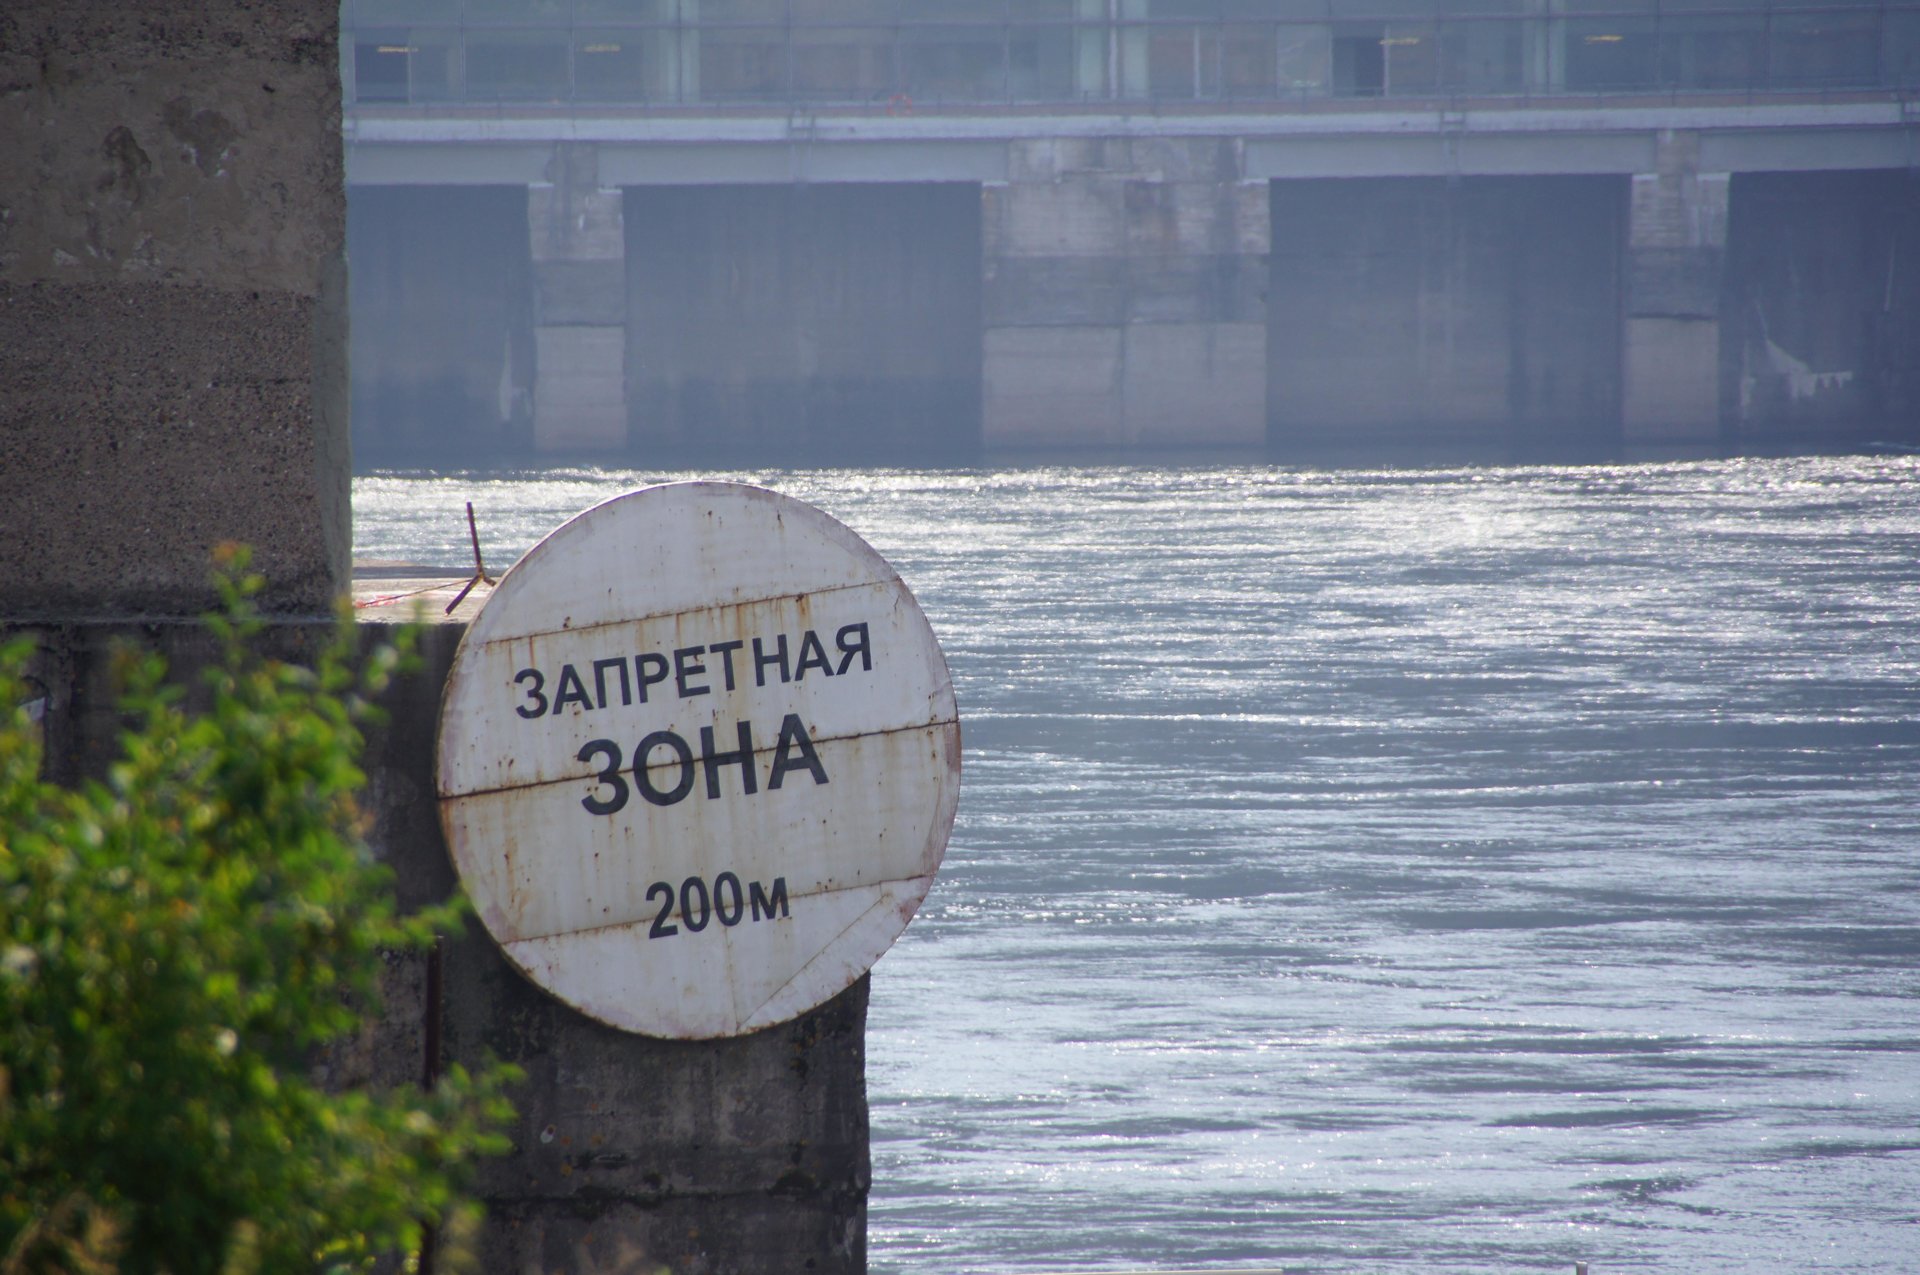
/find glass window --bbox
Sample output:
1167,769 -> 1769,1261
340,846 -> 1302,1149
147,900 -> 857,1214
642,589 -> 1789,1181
1223,0 -> 1317,14
1560,0 -> 1656,13
1144,21 -> 1279,100
1220,23 -> 1278,98
1331,24 -> 1385,94
574,29 -> 654,100
406,28 -> 461,100
699,25 -> 789,99
1010,0 -> 1080,17
1136,20 -> 1274,102
576,0 -> 681,19
700,0 -> 789,21
354,36 -> 412,102
1148,24 -> 1202,98
345,0 -> 462,21
903,25 -> 1007,101
1329,0 -> 1434,17
1886,11 -> 1920,89
1382,22 -> 1438,94
1769,10 -> 1881,88
1439,17 -> 1523,94
349,26 -> 458,103
1657,15 -> 1760,91
790,25 -> 894,100
466,0 -> 575,18
466,32 -> 572,99
791,0 -> 895,21
1564,15 -> 1656,90
907,0 -> 1009,19
1276,23 -> 1331,96
1007,22 -> 1081,99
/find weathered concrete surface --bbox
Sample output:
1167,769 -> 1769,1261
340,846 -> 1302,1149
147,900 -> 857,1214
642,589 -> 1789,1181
1269,175 -> 1623,453
0,0 -> 348,616
445,936 -> 870,1275
531,145 -> 626,452
981,137 -> 1269,451
982,326 -> 1123,447
1623,319 -> 1724,445
14,616 -> 874,1274
626,182 -> 982,463
1622,133 -> 1728,446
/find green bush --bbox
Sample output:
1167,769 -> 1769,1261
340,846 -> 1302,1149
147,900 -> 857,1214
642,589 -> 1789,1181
0,554 -> 516,1274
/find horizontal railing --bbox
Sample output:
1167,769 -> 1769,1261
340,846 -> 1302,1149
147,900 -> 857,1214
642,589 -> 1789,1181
341,5 -> 1920,108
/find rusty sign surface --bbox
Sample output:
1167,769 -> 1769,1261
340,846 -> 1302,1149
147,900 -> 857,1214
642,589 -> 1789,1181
435,482 -> 961,1038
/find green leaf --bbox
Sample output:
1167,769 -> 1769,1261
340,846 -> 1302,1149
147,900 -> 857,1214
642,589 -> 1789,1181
0,551 -> 516,1275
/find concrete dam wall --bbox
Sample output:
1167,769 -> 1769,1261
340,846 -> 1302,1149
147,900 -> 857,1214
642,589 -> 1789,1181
347,158 -> 1920,467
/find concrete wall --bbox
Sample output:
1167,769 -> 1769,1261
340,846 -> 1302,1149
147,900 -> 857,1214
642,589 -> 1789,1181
1268,176 -> 1624,454
532,146 -> 627,454
348,185 -> 533,463
1620,132 -> 1728,446
982,138 -> 1269,451
627,183 -> 983,463
1725,169 -> 1920,441
340,116 -> 1920,465
0,0 -> 348,616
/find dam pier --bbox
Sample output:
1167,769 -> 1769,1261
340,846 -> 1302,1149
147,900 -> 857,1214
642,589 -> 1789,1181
343,0 -> 1920,464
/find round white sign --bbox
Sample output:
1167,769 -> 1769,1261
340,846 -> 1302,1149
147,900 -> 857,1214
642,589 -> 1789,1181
435,482 -> 960,1038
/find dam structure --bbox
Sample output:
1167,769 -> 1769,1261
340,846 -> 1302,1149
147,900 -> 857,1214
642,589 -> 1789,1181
342,0 -> 1920,464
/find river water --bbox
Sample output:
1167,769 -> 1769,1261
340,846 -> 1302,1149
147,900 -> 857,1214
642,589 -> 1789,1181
354,456 -> 1920,1274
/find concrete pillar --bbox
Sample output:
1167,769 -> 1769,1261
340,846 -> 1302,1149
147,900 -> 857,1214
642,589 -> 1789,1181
531,144 -> 628,453
1622,131 -> 1729,446
1523,0 -> 1567,93
0,0 -> 348,617
983,137 -> 1267,451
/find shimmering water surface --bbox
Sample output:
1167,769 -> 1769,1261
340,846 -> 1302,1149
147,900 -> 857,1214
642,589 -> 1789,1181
355,458 -> 1920,1274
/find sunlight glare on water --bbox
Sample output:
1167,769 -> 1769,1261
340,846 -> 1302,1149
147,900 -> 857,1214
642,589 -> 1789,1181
355,456 -> 1920,1274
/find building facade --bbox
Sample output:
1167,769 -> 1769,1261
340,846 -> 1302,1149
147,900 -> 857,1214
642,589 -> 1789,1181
341,0 -> 1920,463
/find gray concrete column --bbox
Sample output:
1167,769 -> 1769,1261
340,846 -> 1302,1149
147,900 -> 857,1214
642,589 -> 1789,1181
1622,131 -> 1730,445
1523,0 -> 1567,94
982,137 -> 1267,451
531,144 -> 628,453
0,0 -> 348,617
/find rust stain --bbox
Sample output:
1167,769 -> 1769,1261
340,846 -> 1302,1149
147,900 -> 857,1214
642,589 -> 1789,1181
436,480 -> 960,1038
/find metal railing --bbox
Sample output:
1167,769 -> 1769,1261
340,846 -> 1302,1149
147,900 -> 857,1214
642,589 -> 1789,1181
340,1 -> 1920,108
